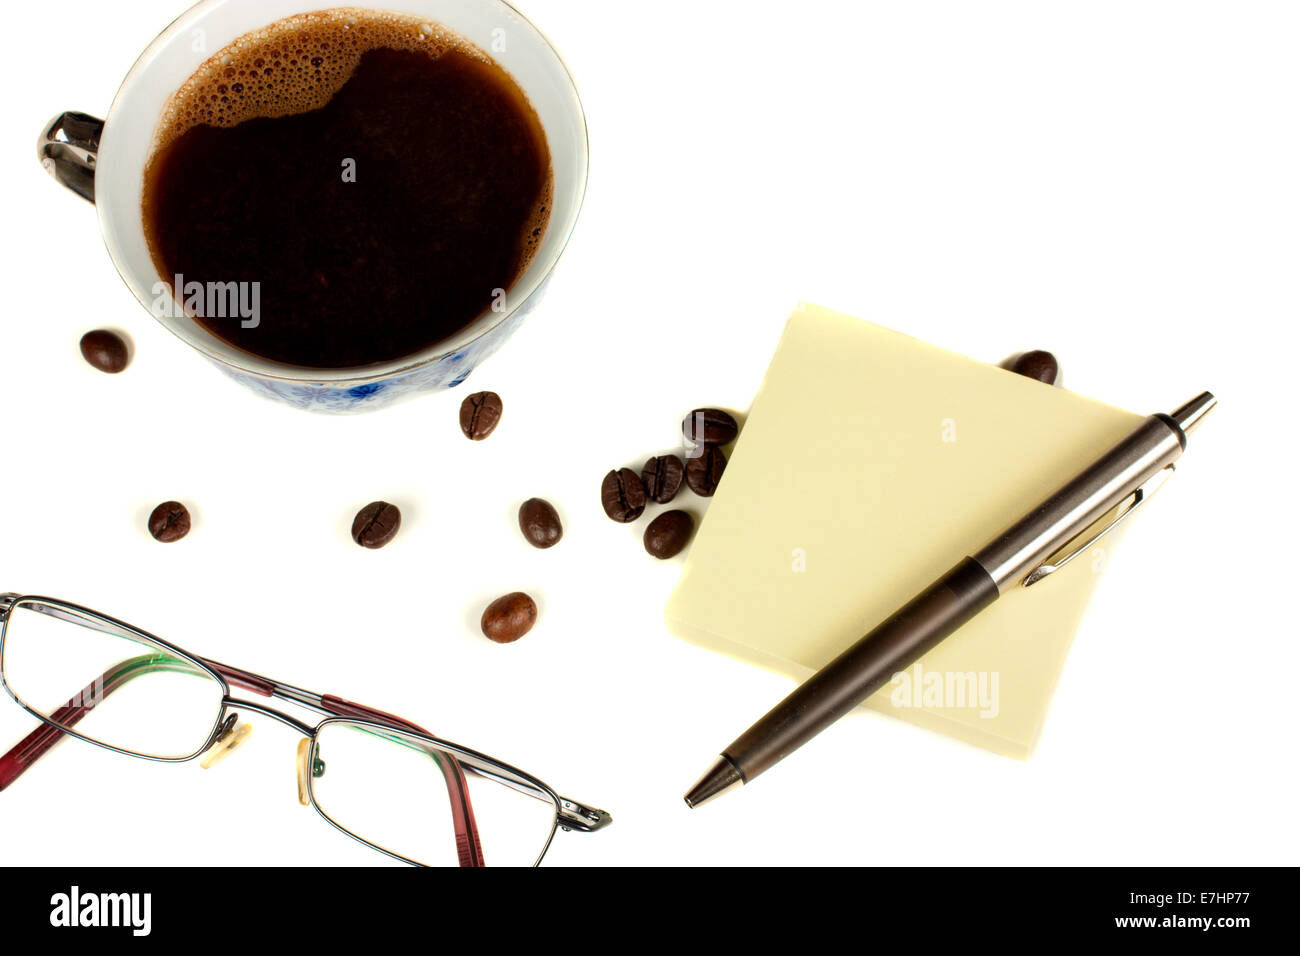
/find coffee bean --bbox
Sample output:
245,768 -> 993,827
352,501 -> 401,549
148,501 -> 191,543
641,455 -> 685,504
481,592 -> 537,643
459,391 -> 503,440
685,446 -> 727,497
601,468 -> 646,522
644,510 -> 694,560
683,408 -> 738,446
80,330 -> 129,374
518,498 -> 563,549
1001,350 -> 1062,387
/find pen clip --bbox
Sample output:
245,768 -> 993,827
1022,464 -> 1176,588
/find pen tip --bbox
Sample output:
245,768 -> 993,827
683,756 -> 744,809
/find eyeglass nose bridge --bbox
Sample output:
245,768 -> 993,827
218,697 -> 324,808
221,696 -> 314,734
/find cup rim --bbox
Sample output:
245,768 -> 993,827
96,0 -> 589,386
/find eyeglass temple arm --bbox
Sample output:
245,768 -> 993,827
318,694 -> 485,868
0,652 -> 211,791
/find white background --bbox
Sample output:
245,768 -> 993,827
1,0 -> 1296,867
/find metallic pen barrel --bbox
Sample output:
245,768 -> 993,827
974,413 -> 1187,591
975,391 -> 1213,591
1169,391 -> 1216,436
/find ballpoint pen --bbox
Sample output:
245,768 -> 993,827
684,391 -> 1217,808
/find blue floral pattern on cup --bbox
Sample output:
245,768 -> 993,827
214,286 -> 538,412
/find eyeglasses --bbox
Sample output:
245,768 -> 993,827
0,593 -> 611,866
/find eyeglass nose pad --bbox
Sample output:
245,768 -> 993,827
296,738 -> 327,804
200,714 -> 253,770
296,738 -> 312,806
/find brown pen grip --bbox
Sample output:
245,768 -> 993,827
725,557 -> 999,781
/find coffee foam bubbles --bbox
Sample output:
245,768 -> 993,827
148,7 -> 552,268
152,8 -> 488,149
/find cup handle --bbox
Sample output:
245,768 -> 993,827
39,111 -> 104,203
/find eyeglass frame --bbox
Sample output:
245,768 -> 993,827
0,593 -> 611,867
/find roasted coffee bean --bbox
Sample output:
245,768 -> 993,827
459,391 -> 503,440
518,498 -> 563,549
148,501 -> 191,542
1002,350 -> 1062,387
352,501 -> 401,549
481,591 -> 537,643
682,408 -> 738,446
80,330 -> 130,374
685,446 -> 727,497
641,455 -> 685,504
601,468 -> 646,522
644,509 -> 694,560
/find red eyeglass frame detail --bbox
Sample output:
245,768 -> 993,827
317,694 -> 484,867
0,656 -> 485,867
0,594 -> 611,866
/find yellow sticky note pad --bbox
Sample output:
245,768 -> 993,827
665,305 -> 1142,758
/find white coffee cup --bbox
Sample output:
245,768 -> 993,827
41,0 -> 587,412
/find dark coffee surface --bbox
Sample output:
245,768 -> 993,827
143,14 -> 551,369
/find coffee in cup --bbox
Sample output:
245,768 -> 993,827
141,8 -> 552,369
